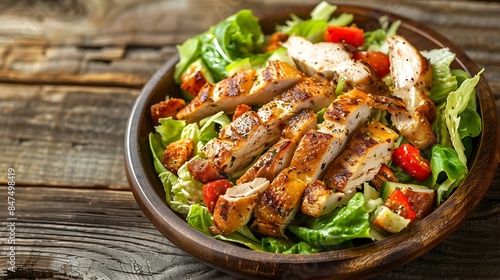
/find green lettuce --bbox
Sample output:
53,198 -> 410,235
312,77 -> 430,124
149,112 -> 230,213
445,69 -> 484,167
225,46 -> 296,77
276,1 -> 353,43
429,144 -> 467,205
169,158 -> 204,214
421,48 -> 458,103
155,118 -> 186,147
261,237 -> 295,253
363,15 -> 401,54
174,9 -> 264,83
174,37 -> 202,83
287,193 -> 372,246
432,102 -> 453,147
186,204 -> 263,251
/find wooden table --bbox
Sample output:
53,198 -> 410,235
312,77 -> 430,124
1,0 -> 498,279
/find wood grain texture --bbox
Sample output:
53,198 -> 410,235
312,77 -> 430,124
0,187 -> 232,280
0,85 -> 138,189
0,0 -> 497,91
0,0 -> 498,279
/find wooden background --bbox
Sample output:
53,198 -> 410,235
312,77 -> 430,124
0,0 -> 499,279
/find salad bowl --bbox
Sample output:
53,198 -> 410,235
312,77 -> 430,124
124,4 -> 498,279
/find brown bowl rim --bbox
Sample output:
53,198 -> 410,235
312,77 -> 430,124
125,4 -> 499,279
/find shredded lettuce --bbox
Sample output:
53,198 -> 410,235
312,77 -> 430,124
169,158 -> 204,214
421,48 -> 458,103
149,112 -> 230,213
444,69 -> 484,167
155,118 -> 186,147
287,193 -> 372,246
276,1 -> 352,43
174,9 -> 264,83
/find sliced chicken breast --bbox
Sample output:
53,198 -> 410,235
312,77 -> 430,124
202,77 -> 335,176
202,110 -> 271,175
301,180 -> 356,217
177,61 -> 305,123
211,178 -> 270,235
387,35 -> 437,149
323,120 -> 399,194
237,110 -> 317,185
283,35 -> 389,95
251,130 -> 339,237
252,88 -> 372,237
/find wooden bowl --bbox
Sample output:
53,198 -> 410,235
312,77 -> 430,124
124,5 -> 499,279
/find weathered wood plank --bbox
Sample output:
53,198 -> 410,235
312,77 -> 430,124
0,178 -> 498,279
0,0 -> 497,88
0,186 -> 233,280
0,85 -> 139,189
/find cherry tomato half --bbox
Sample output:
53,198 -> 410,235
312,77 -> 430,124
385,189 -> 417,221
324,26 -> 365,47
353,51 -> 391,78
392,144 -> 432,181
202,179 -> 233,213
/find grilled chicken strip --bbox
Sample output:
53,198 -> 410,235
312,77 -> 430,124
237,110 -> 317,185
211,178 -> 270,235
202,77 -> 335,176
251,130 -> 339,237
252,88 -> 372,237
323,120 -> 399,194
283,35 -> 390,96
177,61 -> 305,123
387,35 -> 437,149
301,180 -> 356,217
300,88 -> 377,217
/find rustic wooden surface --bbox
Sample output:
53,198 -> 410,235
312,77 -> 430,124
0,0 -> 499,279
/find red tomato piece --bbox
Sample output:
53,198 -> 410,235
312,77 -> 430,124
202,179 -> 233,213
385,189 -> 417,221
392,144 -> 432,181
324,26 -> 365,47
353,51 -> 391,77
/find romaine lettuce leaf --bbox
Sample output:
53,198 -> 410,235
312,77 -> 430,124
363,15 -> 400,54
186,204 -> 263,251
199,111 -> 231,147
421,48 -> 458,103
432,102 -> 453,147
155,117 -> 186,147
170,157 -> 204,214
225,46 -> 295,77
261,237 -> 295,253
186,203 -> 213,236
150,112 -> 230,213
174,37 -> 202,83
444,69 -> 484,167
282,241 -> 323,254
287,193 -> 372,246
276,1 -> 352,43
429,144 -> 467,205
174,9 -> 264,83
